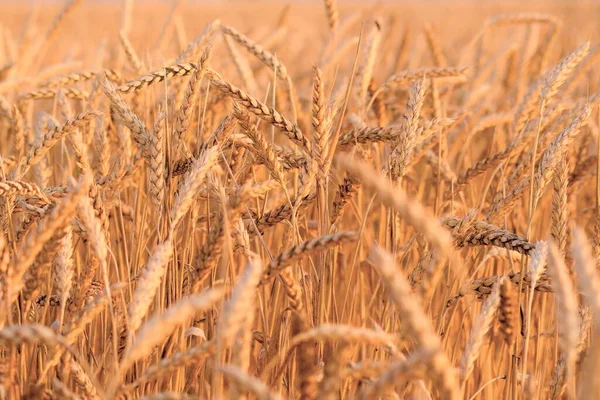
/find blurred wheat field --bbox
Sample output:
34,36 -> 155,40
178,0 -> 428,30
1,0 -> 600,399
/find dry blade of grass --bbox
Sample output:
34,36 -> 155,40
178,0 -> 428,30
122,286 -> 225,372
126,237 -> 174,335
17,109 -> 100,177
571,227 -> 600,325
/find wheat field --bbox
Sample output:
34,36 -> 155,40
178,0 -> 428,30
1,0 -> 600,399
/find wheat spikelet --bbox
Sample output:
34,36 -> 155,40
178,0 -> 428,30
123,287 -> 225,371
337,154 -> 454,257
572,227 -> 600,325
0,229 -> 10,321
76,194 -> 108,267
0,61 -> 13,82
207,70 -> 308,150
488,105 -> 591,220
547,242 -> 579,398
369,247 -> 459,400
540,41 -> 590,115
330,175 -> 359,224
383,67 -> 467,89
122,341 -> 216,393
512,41 -> 588,140
10,105 -> 24,161
54,225 -> 73,328
388,78 -> 427,180
19,110 -> 100,176
356,21 -> 382,111
37,283 -> 125,379
217,256 -> 262,350
20,87 -> 89,102
486,12 -> 560,27
442,217 -> 535,255
170,146 -> 220,230
552,155 -> 569,255
449,266 -> 553,306
67,358 -> 100,400
42,69 -> 121,88
43,0 -> 83,44
312,66 -> 328,185
234,104 -> 286,186
532,104 -> 591,205
459,279 -> 501,383
276,265 -> 314,390
220,365 -> 283,400
261,231 -> 359,282
339,117 -> 454,150
323,0 -> 339,33
116,62 -> 199,94
52,378 -> 80,400
176,19 -> 221,62
173,46 -> 211,156
246,192 -> 317,236
10,175 -> 91,303
119,30 -> 144,72
338,124 -> 403,147
221,25 -> 289,82
65,118 -> 91,175
101,75 -> 150,153
148,109 -> 165,214
0,181 -> 47,200
275,145 -> 310,170
30,115 -> 55,188
288,324 -> 398,353
357,349 -> 431,399
21,225 -> 71,303
498,276 -> 517,346
454,145 -> 514,189
0,324 -> 70,349
224,33 -> 258,96
424,22 -> 447,67
548,307 -> 590,399
188,184 -> 247,291
317,344 -> 353,400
